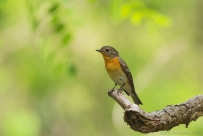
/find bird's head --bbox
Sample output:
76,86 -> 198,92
96,46 -> 119,58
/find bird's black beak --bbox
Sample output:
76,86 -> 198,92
96,49 -> 102,52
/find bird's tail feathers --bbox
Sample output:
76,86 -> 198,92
131,94 -> 143,105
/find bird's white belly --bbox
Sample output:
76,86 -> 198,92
107,70 -> 132,93
108,70 -> 127,86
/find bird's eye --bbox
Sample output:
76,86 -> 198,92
106,49 -> 109,52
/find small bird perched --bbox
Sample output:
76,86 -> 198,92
96,46 -> 142,105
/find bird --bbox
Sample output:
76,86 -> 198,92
96,46 -> 142,105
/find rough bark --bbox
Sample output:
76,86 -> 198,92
108,89 -> 203,134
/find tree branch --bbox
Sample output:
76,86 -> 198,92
108,89 -> 203,134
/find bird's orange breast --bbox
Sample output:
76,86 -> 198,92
101,54 -> 122,72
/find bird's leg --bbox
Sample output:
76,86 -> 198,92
118,83 -> 125,92
111,83 -> 117,90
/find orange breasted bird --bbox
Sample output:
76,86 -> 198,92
96,46 -> 142,105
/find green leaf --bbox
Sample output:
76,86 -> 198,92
49,3 -> 59,13
67,63 -> 76,76
54,23 -> 65,33
61,33 -> 72,46
130,11 -> 143,25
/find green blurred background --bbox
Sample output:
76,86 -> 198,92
0,0 -> 203,136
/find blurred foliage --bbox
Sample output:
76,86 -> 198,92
109,0 -> 172,27
26,0 -> 75,77
0,0 -> 203,136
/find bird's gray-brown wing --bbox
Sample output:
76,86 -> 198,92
118,57 -> 136,96
118,57 -> 143,105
